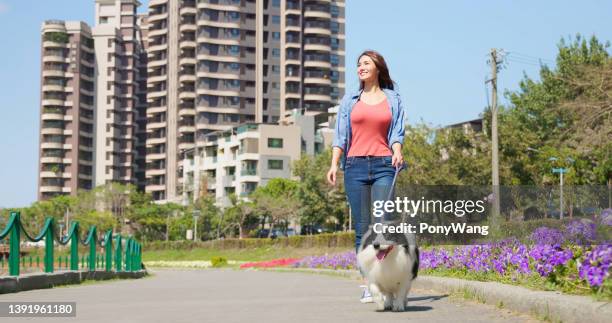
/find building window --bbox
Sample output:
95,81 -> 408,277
331,5 -> 339,18
272,48 -> 280,57
272,0 -> 280,8
268,138 -> 283,148
331,21 -> 339,33
330,54 -> 339,66
272,15 -> 280,24
229,45 -> 240,56
272,32 -> 280,40
268,159 -> 283,170
271,65 -> 280,74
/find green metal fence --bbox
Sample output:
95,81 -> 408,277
0,211 -> 142,276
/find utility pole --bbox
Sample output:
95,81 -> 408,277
489,48 -> 501,227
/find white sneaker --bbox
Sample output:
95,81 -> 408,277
359,285 -> 373,303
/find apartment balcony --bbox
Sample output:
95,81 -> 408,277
304,60 -> 332,69
179,73 -> 196,83
304,76 -> 332,85
145,184 -> 166,192
147,137 -> 166,146
40,141 -> 64,149
42,40 -> 69,49
148,11 -> 168,23
148,27 -> 168,38
304,22 -> 331,36
304,93 -> 331,102
180,23 -> 196,34
42,54 -> 69,64
148,41 -> 168,53
304,43 -> 331,52
147,119 -> 167,130
178,123 -> 196,133
179,90 -> 196,100
304,4 -> 332,19
222,175 -> 235,187
40,185 -> 63,193
149,57 -> 168,68
149,88 -> 168,99
240,168 -> 257,176
41,110 -> 65,120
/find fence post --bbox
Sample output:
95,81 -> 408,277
88,226 -> 97,271
44,217 -> 54,273
69,222 -> 79,271
115,235 -> 122,272
104,230 -> 112,271
8,212 -> 21,276
125,238 -> 132,272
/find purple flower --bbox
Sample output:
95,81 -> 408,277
530,227 -> 565,245
528,244 -> 573,277
565,219 -> 597,244
578,244 -> 612,287
600,209 -> 612,226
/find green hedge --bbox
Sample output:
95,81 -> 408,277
144,232 -> 355,250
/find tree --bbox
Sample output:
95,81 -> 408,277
292,149 -> 347,231
251,178 -> 300,237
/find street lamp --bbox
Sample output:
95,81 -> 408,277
193,210 -> 201,241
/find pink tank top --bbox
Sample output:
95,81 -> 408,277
347,98 -> 393,157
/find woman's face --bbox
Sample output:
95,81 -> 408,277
357,55 -> 378,83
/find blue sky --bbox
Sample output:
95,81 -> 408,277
0,0 -> 611,207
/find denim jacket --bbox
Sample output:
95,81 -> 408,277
332,88 -> 406,170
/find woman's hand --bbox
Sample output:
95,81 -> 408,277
391,143 -> 404,168
327,165 -> 338,186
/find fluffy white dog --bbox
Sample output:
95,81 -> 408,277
357,224 -> 419,312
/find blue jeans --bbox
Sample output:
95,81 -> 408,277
344,155 -> 396,253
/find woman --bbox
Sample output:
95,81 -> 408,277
326,50 -> 406,303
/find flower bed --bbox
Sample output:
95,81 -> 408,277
240,258 -> 301,269
293,209 -> 612,299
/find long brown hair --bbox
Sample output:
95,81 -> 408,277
358,50 -> 394,90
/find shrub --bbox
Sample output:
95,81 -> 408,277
211,256 -> 228,268
44,32 -> 69,44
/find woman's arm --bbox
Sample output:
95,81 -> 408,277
390,94 -> 406,167
327,147 -> 343,185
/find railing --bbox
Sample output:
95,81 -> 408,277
0,211 -> 142,276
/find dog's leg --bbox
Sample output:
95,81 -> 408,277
369,284 -> 385,311
393,281 -> 412,312
383,292 -> 393,311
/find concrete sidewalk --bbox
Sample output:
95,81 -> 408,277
266,267 -> 612,323
0,269 -> 539,323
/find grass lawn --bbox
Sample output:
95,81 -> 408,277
142,246 -> 352,262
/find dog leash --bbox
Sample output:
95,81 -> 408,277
386,161 -> 407,202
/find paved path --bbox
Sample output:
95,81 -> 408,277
0,269 -> 540,322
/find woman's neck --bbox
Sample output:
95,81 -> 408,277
362,81 -> 381,94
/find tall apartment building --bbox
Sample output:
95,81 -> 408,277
38,1 -> 148,200
92,0 -> 148,190
38,21 -> 96,200
145,0 -> 345,202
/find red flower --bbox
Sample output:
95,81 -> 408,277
240,258 -> 300,269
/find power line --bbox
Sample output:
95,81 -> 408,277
507,51 -> 555,64
505,57 -> 542,67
